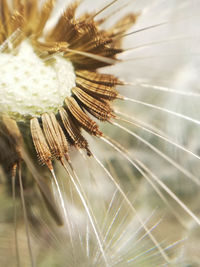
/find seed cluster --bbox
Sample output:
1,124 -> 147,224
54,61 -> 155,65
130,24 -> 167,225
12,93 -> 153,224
0,0 -> 136,222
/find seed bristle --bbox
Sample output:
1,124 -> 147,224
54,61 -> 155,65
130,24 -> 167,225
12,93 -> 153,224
32,39 -> 68,53
76,76 -> 118,100
0,0 -> 12,35
76,70 -> 123,86
109,13 -> 138,37
72,86 -> 114,121
59,107 -> 91,155
65,97 -> 102,136
30,117 -> 52,169
46,1 -> 80,42
34,0 -> 55,37
42,113 -> 68,161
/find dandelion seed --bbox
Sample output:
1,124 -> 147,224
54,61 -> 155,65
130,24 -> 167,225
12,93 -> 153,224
0,0 -> 200,266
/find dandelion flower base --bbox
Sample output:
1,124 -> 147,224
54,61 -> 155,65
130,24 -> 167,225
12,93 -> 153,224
0,40 -> 76,120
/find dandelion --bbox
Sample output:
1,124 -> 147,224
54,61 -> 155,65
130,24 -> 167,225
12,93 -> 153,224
0,0 -> 200,266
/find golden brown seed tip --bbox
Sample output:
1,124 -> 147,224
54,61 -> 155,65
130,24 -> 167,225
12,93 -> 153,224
34,0 -> 55,37
76,70 -> 124,86
30,117 -> 53,169
65,97 -> 102,136
42,113 -> 69,161
59,107 -> 91,155
72,87 -> 114,121
76,76 -> 118,100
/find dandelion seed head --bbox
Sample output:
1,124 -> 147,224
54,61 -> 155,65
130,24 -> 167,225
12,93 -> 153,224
0,40 -> 76,121
0,0 -> 199,265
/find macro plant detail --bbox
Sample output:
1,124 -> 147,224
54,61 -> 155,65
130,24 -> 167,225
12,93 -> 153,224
0,0 -> 200,266
0,0 -> 133,222
0,0 -> 132,160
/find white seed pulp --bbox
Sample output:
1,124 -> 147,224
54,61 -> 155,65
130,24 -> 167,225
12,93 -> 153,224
0,40 -> 76,121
